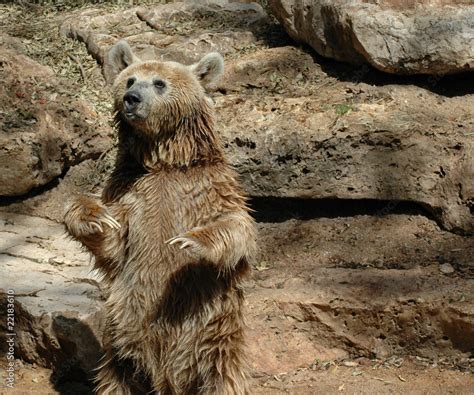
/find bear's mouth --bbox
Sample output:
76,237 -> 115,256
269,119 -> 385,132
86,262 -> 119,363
123,110 -> 146,122
121,105 -> 151,133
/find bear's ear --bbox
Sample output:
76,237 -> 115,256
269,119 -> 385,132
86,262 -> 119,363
191,52 -> 224,87
104,40 -> 140,85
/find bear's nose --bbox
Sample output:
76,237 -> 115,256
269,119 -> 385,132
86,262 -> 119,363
123,91 -> 142,112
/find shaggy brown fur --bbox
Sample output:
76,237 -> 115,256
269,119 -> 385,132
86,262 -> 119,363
64,41 -> 256,395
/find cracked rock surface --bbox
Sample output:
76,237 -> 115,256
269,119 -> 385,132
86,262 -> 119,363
0,34 -> 112,197
0,211 -> 104,373
269,0 -> 474,75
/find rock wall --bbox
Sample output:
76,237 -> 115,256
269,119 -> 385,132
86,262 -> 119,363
58,1 -> 474,232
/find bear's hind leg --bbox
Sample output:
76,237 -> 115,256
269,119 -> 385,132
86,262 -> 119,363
197,360 -> 249,395
95,347 -> 152,395
196,340 -> 249,395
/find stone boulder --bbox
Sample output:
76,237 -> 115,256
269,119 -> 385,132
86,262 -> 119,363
0,35 -> 111,197
268,0 -> 474,75
0,212 -> 104,374
216,66 -> 474,233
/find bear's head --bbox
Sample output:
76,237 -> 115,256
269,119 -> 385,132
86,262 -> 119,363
104,40 -> 225,168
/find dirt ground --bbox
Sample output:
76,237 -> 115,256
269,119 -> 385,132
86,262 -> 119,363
0,1 -> 473,394
2,211 -> 473,394
3,359 -> 474,395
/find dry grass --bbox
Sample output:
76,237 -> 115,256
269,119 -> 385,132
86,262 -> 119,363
0,0 -> 277,113
0,1 -> 166,118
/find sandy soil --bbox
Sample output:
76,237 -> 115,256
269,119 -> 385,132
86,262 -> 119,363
3,358 -> 474,395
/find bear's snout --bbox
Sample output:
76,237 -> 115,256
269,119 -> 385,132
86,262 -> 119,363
123,91 -> 142,113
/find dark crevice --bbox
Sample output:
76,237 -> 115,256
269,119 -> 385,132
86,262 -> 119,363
250,197 -> 436,224
0,165 -> 70,207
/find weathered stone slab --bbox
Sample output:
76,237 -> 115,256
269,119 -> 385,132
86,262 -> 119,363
0,211 -> 104,372
61,1 -> 267,84
216,80 -> 474,233
269,0 -> 474,75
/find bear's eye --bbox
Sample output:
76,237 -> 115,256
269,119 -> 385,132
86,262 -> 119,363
126,77 -> 136,89
153,79 -> 166,90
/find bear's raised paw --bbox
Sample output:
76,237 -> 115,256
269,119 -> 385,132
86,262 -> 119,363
64,195 -> 120,239
166,233 -> 203,252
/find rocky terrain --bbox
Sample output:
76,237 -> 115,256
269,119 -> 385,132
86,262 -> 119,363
0,1 -> 473,394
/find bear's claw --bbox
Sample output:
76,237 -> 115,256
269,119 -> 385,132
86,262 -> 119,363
100,213 -> 121,230
166,235 -> 199,250
89,221 -> 104,233
87,213 -> 121,233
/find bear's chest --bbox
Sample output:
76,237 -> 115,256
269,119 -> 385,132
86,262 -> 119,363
125,170 -> 220,235
108,168 -> 225,275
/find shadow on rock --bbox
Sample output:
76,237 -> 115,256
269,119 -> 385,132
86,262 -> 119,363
302,44 -> 474,98
49,316 -> 100,395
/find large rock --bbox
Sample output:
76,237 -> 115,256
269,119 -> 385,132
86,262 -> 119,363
0,212 -> 104,374
217,63 -> 474,233
0,35 -> 112,197
268,0 -> 474,75
58,1 -> 473,232
60,0 -> 267,84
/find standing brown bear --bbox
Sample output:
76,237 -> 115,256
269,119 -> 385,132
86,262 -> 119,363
64,40 -> 256,395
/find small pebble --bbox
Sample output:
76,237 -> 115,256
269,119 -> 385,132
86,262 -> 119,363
439,263 -> 454,274
343,361 -> 358,367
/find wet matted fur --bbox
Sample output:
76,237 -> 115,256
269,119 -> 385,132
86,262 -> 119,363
64,41 -> 256,395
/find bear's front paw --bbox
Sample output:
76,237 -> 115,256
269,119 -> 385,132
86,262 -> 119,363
166,232 -> 205,257
166,233 -> 201,249
65,195 -> 120,239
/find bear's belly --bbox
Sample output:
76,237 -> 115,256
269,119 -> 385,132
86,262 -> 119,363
103,173 -> 223,329
104,255 -> 243,363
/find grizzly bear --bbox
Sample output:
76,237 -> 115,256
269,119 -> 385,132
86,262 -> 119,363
64,40 -> 256,395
